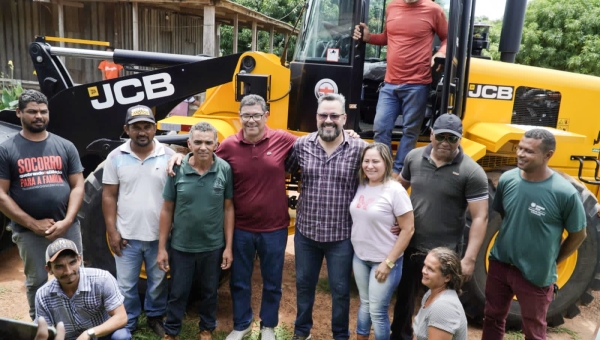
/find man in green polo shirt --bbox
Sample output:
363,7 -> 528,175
482,129 -> 587,340
157,122 -> 234,340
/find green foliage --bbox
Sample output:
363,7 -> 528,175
516,0 -> 600,76
476,16 -> 502,61
219,0 -> 304,60
0,61 -> 23,110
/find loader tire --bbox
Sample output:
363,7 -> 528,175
461,169 -> 600,330
77,161 -> 117,275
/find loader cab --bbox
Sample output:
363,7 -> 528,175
286,0 -> 468,136
287,0 -> 366,132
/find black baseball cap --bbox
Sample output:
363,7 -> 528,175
432,113 -> 463,138
125,105 -> 156,125
45,238 -> 79,264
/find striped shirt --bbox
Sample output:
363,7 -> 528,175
287,131 -> 367,242
35,268 -> 124,340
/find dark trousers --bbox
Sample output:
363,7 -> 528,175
230,228 -> 288,330
294,230 -> 354,340
390,247 -> 426,340
482,260 -> 554,340
164,247 -> 222,336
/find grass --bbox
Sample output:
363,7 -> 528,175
548,326 -> 581,340
132,315 -> 293,340
503,327 -> 580,340
0,286 -> 8,295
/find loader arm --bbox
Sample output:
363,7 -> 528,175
27,39 -> 242,160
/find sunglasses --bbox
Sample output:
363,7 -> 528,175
317,113 -> 344,121
434,134 -> 460,144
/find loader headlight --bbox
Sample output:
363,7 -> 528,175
241,56 -> 256,73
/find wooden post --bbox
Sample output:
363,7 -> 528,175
132,2 -> 139,50
251,21 -> 257,51
58,3 -> 65,63
284,33 -> 289,61
269,26 -> 274,53
232,14 -> 238,53
203,5 -> 216,56
215,23 -> 221,57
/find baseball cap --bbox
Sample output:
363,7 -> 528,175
432,113 -> 463,138
125,105 -> 156,125
45,238 -> 79,263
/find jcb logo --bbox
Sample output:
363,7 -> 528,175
88,73 -> 175,110
468,83 -> 514,100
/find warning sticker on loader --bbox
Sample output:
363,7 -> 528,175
88,86 -> 99,97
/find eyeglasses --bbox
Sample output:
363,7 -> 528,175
240,114 -> 265,122
434,134 -> 460,144
317,113 -> 344,121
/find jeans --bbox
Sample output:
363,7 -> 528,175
12,221 -> 83,320
482,260 -> 554,340
164,248 -> 222,336
390,247 -> 426,340
230,228 -> 288,330
114,239 -> 167,331
294,230 -> 354,340
98,328 -> 132,340
353,255 -> 403,340
373,83 -> 429,173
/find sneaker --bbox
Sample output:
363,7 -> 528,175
260,327 -> 275,340
225,325 -> 252,340
198,330 -> 212,340
147,316 -> 166,338
291,334 -> 312,340
163,335 -> 179,340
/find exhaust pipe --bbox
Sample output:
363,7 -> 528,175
499,0 -> 527,63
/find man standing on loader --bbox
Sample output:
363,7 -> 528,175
482,129 -> 587,340
0,90 -> 84,321
353,0 -> 447,178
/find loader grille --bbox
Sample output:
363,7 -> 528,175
511,86 -> 561,128
477,155 -> 517,170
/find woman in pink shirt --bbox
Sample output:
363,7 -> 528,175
350,143 -> 415,340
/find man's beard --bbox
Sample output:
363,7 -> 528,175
23,120 -> 48,133
318,123 -> 342,142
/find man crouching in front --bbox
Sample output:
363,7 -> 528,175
35,238 -> 130,340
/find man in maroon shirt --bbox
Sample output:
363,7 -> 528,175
168,94 -> 297,340
353,0 -> 447,178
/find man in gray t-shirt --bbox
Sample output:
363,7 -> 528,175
0,90 -> 84,320
390,114 -> 488,340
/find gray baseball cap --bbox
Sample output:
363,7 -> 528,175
432,113 -> 463,138
125,105 -> 156,125
45,238 -> 79,263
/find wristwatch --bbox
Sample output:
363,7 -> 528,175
385,258 -> 395,269
87,328 -> 96,339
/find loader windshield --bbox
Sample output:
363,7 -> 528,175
294,0 -> 356,63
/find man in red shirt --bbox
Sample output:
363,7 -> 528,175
353,0 -> 447,179
98,46 -> 124,80
168,94 -> 297,340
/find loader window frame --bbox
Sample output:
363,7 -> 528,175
294,0 -> 356,64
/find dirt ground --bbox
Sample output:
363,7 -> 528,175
1,236 -> 598,339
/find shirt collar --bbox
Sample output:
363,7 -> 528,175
422,143 -> 464,164
236,125 -> 272,145
119,139 -> 165,158
181,153 -> 219,175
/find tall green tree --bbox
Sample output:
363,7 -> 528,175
220,0 -> 305,60
517,0 -> 600,76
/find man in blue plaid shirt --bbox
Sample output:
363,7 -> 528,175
35,238 -> 130,340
